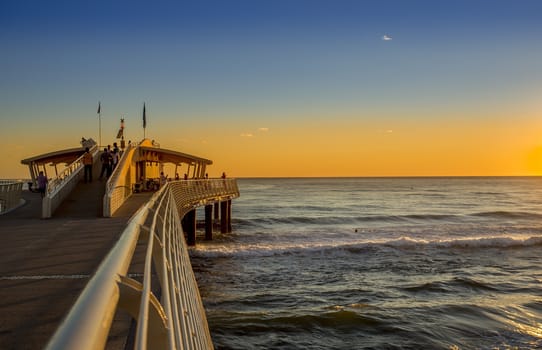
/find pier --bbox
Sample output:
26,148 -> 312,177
0,139 -> 239,349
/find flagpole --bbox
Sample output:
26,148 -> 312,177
99,113 -> 101,147
98,101 -> 102,147
143,102 -> 146,139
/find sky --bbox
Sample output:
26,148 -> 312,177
1,0 -> 542,178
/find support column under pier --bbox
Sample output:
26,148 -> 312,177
220,201 -> 228,234
214,202 -> 219,221
227,199 -> 232,233
205,204 -> 213,240
183,209 -> 196,246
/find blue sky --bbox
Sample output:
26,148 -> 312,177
1,0 -> 542,177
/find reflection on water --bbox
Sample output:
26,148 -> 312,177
191,178 -> 542,349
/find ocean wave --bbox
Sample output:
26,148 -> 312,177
209,309 -> 383,332
402,214 -> 457,221
402,277 -> 497,294
190,235 -> 542,258
471,191 -> 508,196
383,235 -> 542,248
207,302 -> 542,350
233,210 -> 542,229
402,281 -> 452,293
274,310 -> 383,328
470,211 -> 542,219
234,213 -> 461,228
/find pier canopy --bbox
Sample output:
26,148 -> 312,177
21,139 -> 97,185
104,139 -> 215,216
135,139 -> 212,179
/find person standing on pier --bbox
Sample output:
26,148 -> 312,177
82,147 -> 93,183
160,172 -> 168,187
111,148 -> 119,170
99,147 -> 112,180
37,171 -> 48,198
106,145 -> 114,177
112,142 -> 120,168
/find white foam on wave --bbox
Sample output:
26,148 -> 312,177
434,235 -> 542,249
190,234 -> 542,258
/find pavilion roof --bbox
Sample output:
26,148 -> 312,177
20,147 -> 85,166
137,146 -> 212,166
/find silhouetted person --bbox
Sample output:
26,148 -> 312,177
111,148 -> 119,170
160,172 -> 168,187
37,171 -> 48,198
82,147 -> 93,183
99,148 -> 112,180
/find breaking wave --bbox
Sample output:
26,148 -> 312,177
234,210 -> 542,228
191,235 -> 542,258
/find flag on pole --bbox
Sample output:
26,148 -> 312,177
143,103 -> 147,129
116,118 -> 124,139
97,101 -> 101,114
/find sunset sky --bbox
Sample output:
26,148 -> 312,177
1,0 -> 542,178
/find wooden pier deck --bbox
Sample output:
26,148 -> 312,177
0,179 -> 152,349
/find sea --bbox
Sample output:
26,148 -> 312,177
189,177 -> 542,350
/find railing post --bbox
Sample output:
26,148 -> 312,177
204,204 -> 213,240
42,197 -> 52,219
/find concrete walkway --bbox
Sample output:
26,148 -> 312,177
0,179 -> 152,349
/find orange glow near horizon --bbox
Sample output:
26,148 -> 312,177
170,111 -> 542,178
3,110 -> 542,179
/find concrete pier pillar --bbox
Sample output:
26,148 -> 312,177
205,204 -> 213,240
214,202 -> 219,221
227,199 -> 232,233
220,201 -> 228,233
183,209 -> 196,246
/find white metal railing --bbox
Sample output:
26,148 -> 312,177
170,179 -> 240,217
42,144 -> 99,218
0,180 -> 21,184
46,178 -> 239,350
103,144 -> 136,217
0,181 -> 24,214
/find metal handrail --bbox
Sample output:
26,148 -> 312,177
104,145 -> 136,217
46,144 -> 98,196
46,178 -> 240,350
106,144 -> 134,193
0,180 -> 23,184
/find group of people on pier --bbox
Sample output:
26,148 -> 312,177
82,143 -> 122,183
99,143 -> 121,181
34,140 -> 228,197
